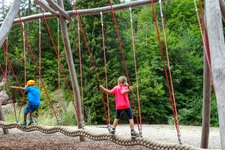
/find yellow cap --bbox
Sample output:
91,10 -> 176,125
26,80 -> 35,86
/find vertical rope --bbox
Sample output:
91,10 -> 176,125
22,22 -> 26,85
39,18 -> 42,88
100,12 -> 110,126
78,18 -> 84,120
71,0 -> 109,125
109,0 -> 140,131
158,0 -> 181,144
129,7 -> 142,135
57,18 -> 62,120
18,14 -> 60,124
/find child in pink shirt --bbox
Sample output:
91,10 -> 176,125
99,76 -> 139,138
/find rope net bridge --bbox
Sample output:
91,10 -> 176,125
0,0 -> 208,149
0,121 -> 199,150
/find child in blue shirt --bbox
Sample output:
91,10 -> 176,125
12,80 -> 40,125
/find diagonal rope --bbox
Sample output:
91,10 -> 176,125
109,0 -> 141,132
0,64 -> 18,122
71,0 -> 108,125
158,0 -> 181,144
193,0 -> 217,99
1,44 -> 26,122
150,0 -> 181,144
38,2 -> 80,123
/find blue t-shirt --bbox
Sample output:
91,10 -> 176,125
25,86 -> 40,106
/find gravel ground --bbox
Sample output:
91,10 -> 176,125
0,124 -> 221,150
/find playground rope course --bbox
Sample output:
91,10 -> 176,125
0,121 -> 199,150
0,0 -> 211,149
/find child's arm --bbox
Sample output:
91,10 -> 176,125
121,86 -> 132,94
10,86 -> 26,90
99,85 -> 113,94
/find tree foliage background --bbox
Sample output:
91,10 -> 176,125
0,0 -> 219,126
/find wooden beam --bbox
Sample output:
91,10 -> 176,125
0,0 -> 159,26
0,0 -> 22,46
205,0 -> 225,149
57,0 -> 84,141
219,0 -> 225,21
45,0 -> 73,23
38,0 -> 58,16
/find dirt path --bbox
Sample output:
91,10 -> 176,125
0,124 -> 221,150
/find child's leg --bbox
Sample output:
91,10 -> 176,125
112,118 -> 119,129
124,108 -> 135,130
22,105 -> 29,124
129,119 -> 135,130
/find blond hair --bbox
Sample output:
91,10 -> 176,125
118,76 -> 127,84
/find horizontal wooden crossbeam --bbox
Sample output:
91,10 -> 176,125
0,0 -> 159,25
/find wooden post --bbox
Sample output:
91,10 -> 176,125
0,0 -> 22,135
57,0 -> 85,142
0,0 -> 22,46
205,0 -> 225,149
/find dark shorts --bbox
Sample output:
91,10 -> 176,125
116,108 -> 133,119
24,105 -> 39,115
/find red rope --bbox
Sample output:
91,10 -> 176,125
2,43 -> 26,120
194,0 -> 217,97
18,14 -> 60,123
109,0 -> 140,130
150,0 -> 181,142
100,12 -> 110,125
129,7 -> 142,129
38,2 -> 80,123
71,0 -> 109,125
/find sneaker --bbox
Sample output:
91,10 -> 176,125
131,130 -> 139,138
20,120 -> 27,126
109,128 -> 116,135
28,120 -> 34,126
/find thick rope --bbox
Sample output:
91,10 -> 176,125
158,0 -> 181,144
100,12 -> 111,126
0,121 -> 200,149
38,2 -> 80,123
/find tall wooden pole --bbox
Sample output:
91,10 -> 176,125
205,0 -> 225,149
200,9 -> 211,148
0,0 -> 22,135
57,0 -> 84,142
